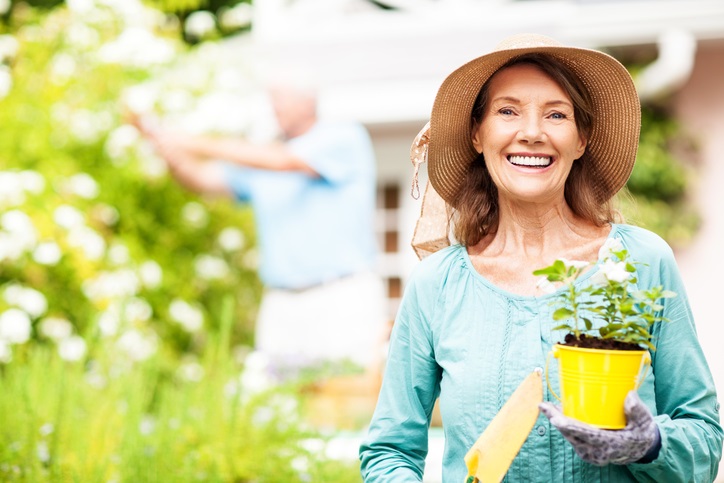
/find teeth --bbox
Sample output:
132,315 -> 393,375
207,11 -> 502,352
508,155 -> 552,167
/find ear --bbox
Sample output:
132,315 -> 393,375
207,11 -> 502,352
575,135 -> 587,159
471,122 -> 483,154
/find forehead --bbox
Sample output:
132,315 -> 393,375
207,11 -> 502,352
487,64 -> 571,101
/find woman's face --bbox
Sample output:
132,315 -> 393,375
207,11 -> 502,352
472,63 -> 586,206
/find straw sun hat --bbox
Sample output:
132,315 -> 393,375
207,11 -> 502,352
422,33 -> 641,207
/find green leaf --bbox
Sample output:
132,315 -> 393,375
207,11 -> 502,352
552,308 -> 574,320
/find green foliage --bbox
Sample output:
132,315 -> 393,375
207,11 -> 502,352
621,105 -> 700,247
533,240 -> 676,350
0,299 -> 362,482
0,3 -> 261,358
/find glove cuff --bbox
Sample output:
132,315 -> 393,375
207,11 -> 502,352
634,424 -> 661,464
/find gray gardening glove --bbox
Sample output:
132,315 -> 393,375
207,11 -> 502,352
539,391 -> 660,466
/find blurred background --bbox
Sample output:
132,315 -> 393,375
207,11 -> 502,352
0,0 -> 723,481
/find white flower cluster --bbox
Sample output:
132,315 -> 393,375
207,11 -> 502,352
0,283 -> 88,363
591,237 -> 631,285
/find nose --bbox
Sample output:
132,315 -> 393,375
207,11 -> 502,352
517,114 -> 545,144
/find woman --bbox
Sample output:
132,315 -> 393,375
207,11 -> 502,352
359,34 -> 722,482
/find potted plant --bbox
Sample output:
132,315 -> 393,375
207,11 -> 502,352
533,237 -> 677,429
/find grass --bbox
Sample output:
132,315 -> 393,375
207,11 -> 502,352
0,297 -> 362,482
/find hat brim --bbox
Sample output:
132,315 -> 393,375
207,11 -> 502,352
428,41 -> 641,207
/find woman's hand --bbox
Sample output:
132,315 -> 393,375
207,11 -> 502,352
539,391 -> 660,466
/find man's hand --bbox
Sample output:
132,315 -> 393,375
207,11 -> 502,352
539,391 -> 660,466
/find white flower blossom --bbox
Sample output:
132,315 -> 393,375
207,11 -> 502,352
33,242 -> 62,266
58,336 -> 87,362
104,124 -> 140,160
93,204 -> 120,226
169,299 -> 203,333
4,284 -> 48,318
0,233 -> 24,261
116,329 -> 158,361
190,91 -> 250,134
66,173 -> 99,199
0,308 -> 32,344
218,227 -> 245,251
19,170 -> 45,194
98,308 -> 120,337
598,237 -> 624,261
108,243 -> 130,265
36,441 -> 50,463
0,34 -> 17,62
139,415 -> 155,436
194,254 -> 229,280
66,0 -> 94,14
181,202 -> 208,228
536,277 -> 557,294
82,269 -> 140,302
184,11 -> 217,39
54,205 -> 86,229
68,109 -> 110,144
219,3 -> 253,30
290,456 -> 309,475
0,65 -> 12,100
39,423 -> 54,436
159,89 -> 194,114
121,84 -> 158,116
49,53 -> 77,83
125,297 -> 152,322
2,210 -> 37,251
67,226 -> 106,261
138,260 -> 162,289
0,172 -> 26,207
97,27 -> 175,68
240,351 -> 274,396
177,360 -> 204,382
65,22 -> 100,50
39,317 -> 73,341
599,258 -> 631,284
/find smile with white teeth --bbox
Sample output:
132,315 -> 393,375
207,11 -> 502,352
507,155 -> 552,168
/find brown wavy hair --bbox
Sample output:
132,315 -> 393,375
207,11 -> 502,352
452,53 -> 619,247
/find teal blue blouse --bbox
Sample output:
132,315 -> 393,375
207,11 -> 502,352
360,224 -> 722,482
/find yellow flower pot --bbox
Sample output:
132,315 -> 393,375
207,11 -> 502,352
546,344 -> 651,429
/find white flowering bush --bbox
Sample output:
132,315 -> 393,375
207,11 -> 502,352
0,3 -> 362,480
0,0 -> 263,365
534,238 -> 677,350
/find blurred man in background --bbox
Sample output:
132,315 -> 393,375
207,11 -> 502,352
131,75 -> 386,380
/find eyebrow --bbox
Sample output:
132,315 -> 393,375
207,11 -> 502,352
491,96 -> 574,109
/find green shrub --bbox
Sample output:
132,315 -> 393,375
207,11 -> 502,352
620,105 -> 700,247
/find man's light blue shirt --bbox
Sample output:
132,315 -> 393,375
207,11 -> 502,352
220,120 -> 378,290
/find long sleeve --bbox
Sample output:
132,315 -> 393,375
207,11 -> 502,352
359,268 -> 442,482
624,229 -> 723,482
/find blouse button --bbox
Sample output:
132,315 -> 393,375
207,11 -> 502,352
537,426 -> 547,436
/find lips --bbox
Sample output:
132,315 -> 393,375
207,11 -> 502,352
507,155 -> 552,168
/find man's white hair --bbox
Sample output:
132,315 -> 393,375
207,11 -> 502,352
261,63 -> 320,101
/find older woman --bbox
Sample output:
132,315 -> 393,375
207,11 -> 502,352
359,34 -> 722,482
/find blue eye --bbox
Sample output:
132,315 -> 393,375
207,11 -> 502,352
499,108 -> 514,115
550,112 -> 566,119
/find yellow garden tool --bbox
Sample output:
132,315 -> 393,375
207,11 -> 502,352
464,369 -> 543,483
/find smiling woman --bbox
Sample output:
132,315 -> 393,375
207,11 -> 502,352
359,33 -> 722,483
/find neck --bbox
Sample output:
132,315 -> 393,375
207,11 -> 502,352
479,199 -> 600,259
284,116 -> 317,140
